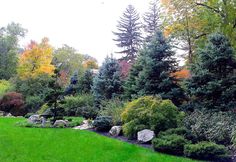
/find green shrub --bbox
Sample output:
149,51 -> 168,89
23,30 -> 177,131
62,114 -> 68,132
25,95 -> 44,113
93,116 -> 112,131
184,110 -> 236,145
65,117 -> 84,127
99,99 -> 125,125
152,134 -> 189,155
0,80 -> 14,98
158,127 -> 188,137
62,94 -> 97,119
121,96 -> 182,139
184,141 -> 229,160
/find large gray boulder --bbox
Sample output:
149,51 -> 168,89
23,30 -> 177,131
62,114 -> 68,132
28,115 -> 41,124
53,120 -> 69,128
109,126 -> 122,137
137,129 -> 155,143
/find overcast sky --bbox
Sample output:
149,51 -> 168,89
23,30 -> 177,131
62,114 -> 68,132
0,0 -> 154,64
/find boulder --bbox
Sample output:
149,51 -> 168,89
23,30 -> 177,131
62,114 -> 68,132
73,120 -> 93,130
109,126 -> 122,137
28,115 -> 41,124
53,120 -> 69,128
137,129 -> 155,143
0,111 -> 5,116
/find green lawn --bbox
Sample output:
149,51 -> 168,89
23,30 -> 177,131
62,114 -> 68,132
0,117 -> 197,162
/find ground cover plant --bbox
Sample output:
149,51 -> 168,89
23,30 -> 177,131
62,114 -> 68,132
0,117 -> 197,162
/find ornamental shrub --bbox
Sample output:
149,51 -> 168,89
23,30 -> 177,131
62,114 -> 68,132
152,134 -> 189,155
0,92 -> 26,116
121,96 -> 182,139
93,116 -> 113,131
99,98 -> 125,125
184,141 -> 229,161
61,94 -> 97,119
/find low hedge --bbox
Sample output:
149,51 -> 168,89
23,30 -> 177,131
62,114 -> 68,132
152,134 -> 189,155
184,141 -> 229,161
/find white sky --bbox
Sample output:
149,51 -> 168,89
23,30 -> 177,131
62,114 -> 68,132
0,0 -> 153,64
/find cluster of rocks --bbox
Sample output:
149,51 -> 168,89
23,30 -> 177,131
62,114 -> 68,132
0,111 -> 13,117
73,120 -> 93,130
28,114 -> 69,127
73,120 -> 155,143
109,126 -> 154,143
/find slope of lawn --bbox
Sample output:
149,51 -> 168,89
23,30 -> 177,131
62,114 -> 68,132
0,117 -> 197,162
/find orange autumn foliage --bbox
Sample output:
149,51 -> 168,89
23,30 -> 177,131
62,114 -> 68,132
17,38 -> 55,79
172,69 -> 190,79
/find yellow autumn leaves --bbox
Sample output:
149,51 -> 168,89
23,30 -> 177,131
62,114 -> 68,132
17,38 -> 55,79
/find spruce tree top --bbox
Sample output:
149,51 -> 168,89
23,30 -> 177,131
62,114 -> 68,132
195,33 -> 236,78
113,5 -> 142,62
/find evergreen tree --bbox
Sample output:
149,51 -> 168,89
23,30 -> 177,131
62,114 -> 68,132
113,5 -> 143,62
143,0 -> 162,42
125,31 -> 185,105
45,69 -> 64,121
186,33 -> 236,111
78,69 -> 93,94
92,56 -> 123,105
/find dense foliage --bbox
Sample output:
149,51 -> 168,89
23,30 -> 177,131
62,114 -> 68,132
92,57 -> 123,106
185,33 -> 236,111
184,141 -> 229,161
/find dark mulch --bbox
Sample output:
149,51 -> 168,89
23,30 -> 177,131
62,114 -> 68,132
89,128 -> 153,149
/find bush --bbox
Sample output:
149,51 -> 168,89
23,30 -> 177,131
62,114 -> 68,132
93,116 -> 112,131
25,95 -> 44,113
62,94 -> 97,119
0,80 -> 14,97
184,141 -> 229,160
152,134 -> 189,155
158,127 -> 188,137
99,99 -> 125,125
0,92 -> 26,116
65,117 -> 84,127
184,110 -> 236,145
121,96 -> 182,139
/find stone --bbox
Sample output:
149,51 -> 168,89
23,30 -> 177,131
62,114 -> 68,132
73,120 -> 93,130
109,126 -> 122,137
0,111 -> 4,116
5,113 -> 13,117
137,129 -> 155,143
53,120 -> 69,128
28,115 -> 41,124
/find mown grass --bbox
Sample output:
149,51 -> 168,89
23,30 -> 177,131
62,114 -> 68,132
0,117 -> 197,162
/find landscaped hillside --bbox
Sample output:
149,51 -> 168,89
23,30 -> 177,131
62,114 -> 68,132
0,117 -> 195,162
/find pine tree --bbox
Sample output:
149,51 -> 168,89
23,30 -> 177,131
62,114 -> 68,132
186,33 -> 236,111
113,5 -> 143,62
125,31 -> 185,105
143,0 -> 162,42
92,56 -> 123,105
